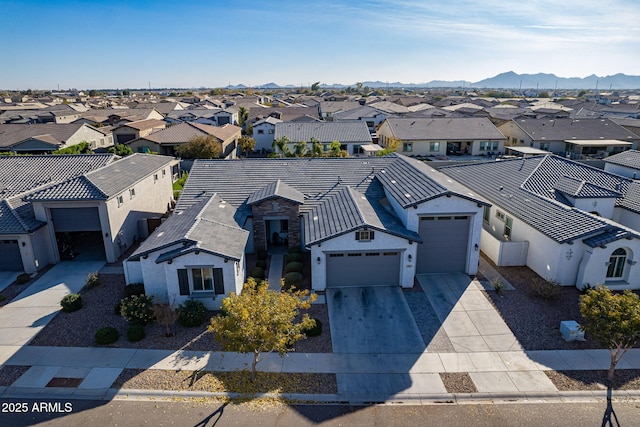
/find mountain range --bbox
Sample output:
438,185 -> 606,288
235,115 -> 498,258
226,72 -> 640,91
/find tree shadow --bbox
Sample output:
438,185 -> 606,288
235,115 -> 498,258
601,385 -> 620,427
193,402 -> 228,427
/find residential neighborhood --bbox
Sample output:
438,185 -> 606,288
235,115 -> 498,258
3,80 -> 640,424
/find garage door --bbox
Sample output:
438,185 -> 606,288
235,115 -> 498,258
326,251 -> 401,287
417,216 -> 469,273
50,207 -> 101,232
0,240 -> 23,271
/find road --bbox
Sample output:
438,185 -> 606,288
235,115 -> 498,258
1,398 -> 639,427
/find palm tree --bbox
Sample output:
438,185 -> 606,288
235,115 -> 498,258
272,136 -> 291,158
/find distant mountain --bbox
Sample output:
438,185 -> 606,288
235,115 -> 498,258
470,72 -> 640,90
226,72 -> 640,91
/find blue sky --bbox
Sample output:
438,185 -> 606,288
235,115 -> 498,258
2,0 -> 639,89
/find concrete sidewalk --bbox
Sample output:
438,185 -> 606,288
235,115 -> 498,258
2,345 -> 640,401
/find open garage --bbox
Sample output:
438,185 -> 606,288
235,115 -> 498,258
326,251 -> 401,287
50,207 -> 106,261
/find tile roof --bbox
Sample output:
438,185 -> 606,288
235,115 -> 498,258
304,186 -> 421,246
0,154 -> 114,199
274,121 -> 372,143
137,122 -> 238,145
333,106 -> 387,121
382,117 -> 506,140
175,155 -> 482,245
25,153 -> 175,201
116,119 -> 166,131
0,123 -> 92,148
442,155 -> 638,243
247,180 -> 305,205
553,175 -> 622,199
130,194 -> 248,262
583,229 -> 634,248
509,118 -> 638,142
603,149 -> 640,170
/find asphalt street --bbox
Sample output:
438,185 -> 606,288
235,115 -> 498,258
2,398 -> 639,427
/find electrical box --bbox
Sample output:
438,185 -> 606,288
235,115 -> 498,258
560,320 -> 585,342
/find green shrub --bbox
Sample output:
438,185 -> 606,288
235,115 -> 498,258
304,318 -> 322,337
491,279 -> 505,295
285,253 -> 302,263
287,246 -> 302,254
256,259 -> 267,269
257,249 -> 268,260
250,266 -> 265,280
178,299 -> 207,327
16,273 -> 31,285
95,327 -> 119,345
120,294 -> 154,325
126,324 -> 146,342
125,283 -> 146,297
531,277 -> 561,300
283,272 -> 303,288
85,272 -> 100,288
285,261 -> 303,274
60,293 -> 83,313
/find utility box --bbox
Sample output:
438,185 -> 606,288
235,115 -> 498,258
560,320 -> 585,342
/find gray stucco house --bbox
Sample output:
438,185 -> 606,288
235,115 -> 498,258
124,155 -> 488,308
0,153 -> 178,273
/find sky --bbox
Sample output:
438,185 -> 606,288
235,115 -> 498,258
1,0 -> 639,90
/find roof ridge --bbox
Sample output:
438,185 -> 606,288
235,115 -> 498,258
4,199 -> 30,232
345,186 -> 367,226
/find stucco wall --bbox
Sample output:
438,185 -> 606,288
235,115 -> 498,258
613,207 -> 640,233
577,242 -> 640,290
103,164 -> 174,261
128,247 -> 246,309
309,230 -> 415,291
604,163 -> 639,179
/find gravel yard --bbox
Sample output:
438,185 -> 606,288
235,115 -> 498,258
480,254 -> 640,351
440,373 -> 477,393
546,370 -> 640,391
28,273 -> 332,353
112,369 -> 337,394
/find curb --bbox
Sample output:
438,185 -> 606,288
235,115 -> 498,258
3,387 -> 640,406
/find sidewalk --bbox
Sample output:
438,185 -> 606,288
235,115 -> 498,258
2,345 -> 640,402
1,258 -> 639,404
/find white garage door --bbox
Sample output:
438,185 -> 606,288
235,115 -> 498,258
417,216 -> 469,273
326,251 -> 401,287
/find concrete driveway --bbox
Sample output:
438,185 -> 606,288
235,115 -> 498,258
326,286 -> 425,354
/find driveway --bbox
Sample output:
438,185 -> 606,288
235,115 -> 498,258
326,286 -> 425,354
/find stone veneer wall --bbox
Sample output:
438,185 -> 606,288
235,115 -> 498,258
251,198 -> 301,251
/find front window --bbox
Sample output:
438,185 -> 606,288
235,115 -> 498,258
483,206 -> 490,223
191,268 -> 214,292
607,248 -> 627,279
429,142 -> 440,152
403,143 -> 413,152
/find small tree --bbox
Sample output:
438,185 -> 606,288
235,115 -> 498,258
208,278 -> 316,381
238,106 -> 249,126
272,136 -> 291,158
293,140 -> 308,157
107,144 -> 134,156
311,140 -> 324,157
238,136 -> 256,158
377,136 -> 400,156
327,141 -> 342,157
580,286 -> 640,383
176,135 -> 221,159
311,81 -> 321,92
